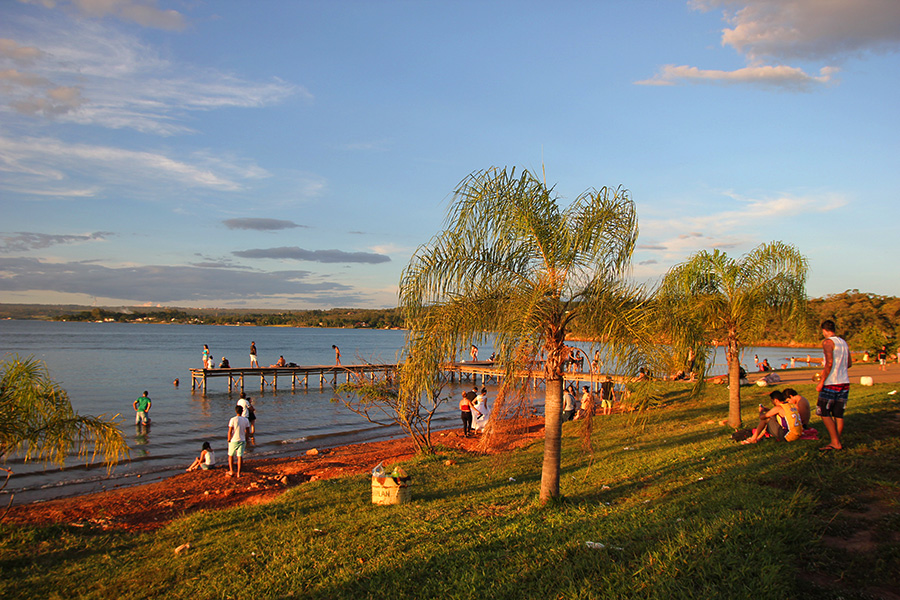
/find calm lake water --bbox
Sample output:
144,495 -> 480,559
0,319 -> 809,504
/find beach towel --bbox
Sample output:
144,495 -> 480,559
799,428 -> 819,440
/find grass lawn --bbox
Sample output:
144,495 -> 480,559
2,382 -> 899,599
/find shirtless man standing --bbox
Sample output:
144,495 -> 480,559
816,320 -> 851,451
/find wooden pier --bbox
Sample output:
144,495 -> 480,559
190,360 -> 632,395
447,362 -> 631,389
189,364 -> 397,393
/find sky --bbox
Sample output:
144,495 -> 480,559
1,0 -> 899,310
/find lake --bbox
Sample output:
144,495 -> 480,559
0,319 -> 811,504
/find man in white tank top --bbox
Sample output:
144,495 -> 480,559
816,320 -> 852,451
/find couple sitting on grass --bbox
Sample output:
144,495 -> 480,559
741,388 -> 810,444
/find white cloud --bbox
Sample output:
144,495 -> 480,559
641,0 -> 900,89
694,0 -> 900,62
369,243 -> 409,256
0,15 -> 303,134
0,135 -> 261,196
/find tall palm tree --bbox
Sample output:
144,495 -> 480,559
399,167 -> 654,502
657,242 -> 808,428
1,357 -> 128,506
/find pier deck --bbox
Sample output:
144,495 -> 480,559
189,364 -> 397,393
190,360 -> 630,394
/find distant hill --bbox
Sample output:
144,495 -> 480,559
0,304 -> 404,330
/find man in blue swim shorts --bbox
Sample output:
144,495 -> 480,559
816,320 -> 852,451
227,404 -> 251,477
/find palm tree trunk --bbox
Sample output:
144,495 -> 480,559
726,340 -> 742,429
540,377 -> 564,502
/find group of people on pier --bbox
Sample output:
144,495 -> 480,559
201,342 -> 343,370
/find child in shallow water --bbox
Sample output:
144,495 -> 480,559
187,441 -> 216,471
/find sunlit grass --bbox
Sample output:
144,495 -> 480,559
2,382 -> 898,599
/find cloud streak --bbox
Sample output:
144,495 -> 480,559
0,135 -> 267,197
223,218 -> 306,231
21,0 -> 188,31
0,256 -> 350,303
0,15 -> 302,134
636,64 -> 838,91
636,191 -> 847,263
234,247 -> 391,264
0,231 -> 110,253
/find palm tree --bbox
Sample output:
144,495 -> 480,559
399,167 -> 655,502
657,242 -> 808,428
1,356 -> 128,509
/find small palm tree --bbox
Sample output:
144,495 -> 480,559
657,242 -> 808,428
1,356 -> 128,512
399,167 -> 655,502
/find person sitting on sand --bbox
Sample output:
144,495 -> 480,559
783,388 -> 810,429
741,390 -> 803,444
187,441 -> 216,471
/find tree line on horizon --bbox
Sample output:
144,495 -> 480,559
31,289 -> 899,352
45,306 -> 407,330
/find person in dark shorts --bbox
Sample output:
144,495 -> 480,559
816,320 -> 851,451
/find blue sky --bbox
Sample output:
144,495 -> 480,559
2,0 -> 899,309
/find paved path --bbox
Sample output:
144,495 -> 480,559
746,361 -> 900,387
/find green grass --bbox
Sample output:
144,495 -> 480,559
3,382 -> 899,599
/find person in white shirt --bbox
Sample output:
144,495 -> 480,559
816,320 -> 852,451
227,405 -> 251,477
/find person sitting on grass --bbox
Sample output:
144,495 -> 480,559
187,441 -> 216,471
741,390 -> 804,444
783,388 -> 811,429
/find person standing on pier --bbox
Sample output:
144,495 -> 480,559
227,404 -> 251,478
202,344 -> 210,367
249,341 -> 258,367
333,345 -> 341,365
133,391 -> 151,426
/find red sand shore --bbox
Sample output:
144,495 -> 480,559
3,420 -> 545,532
5,362 -> 898,533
